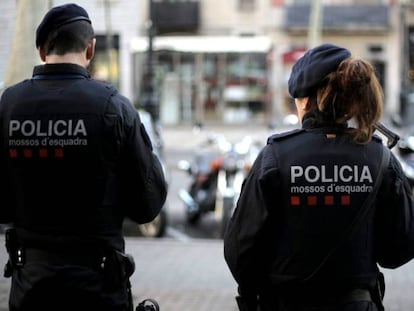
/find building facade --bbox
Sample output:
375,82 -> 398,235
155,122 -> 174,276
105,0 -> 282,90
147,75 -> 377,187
1,0 -> 413,126
133,0 -> 411,126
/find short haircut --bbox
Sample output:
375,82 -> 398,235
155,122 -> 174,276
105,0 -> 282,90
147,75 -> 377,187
44,21 -> 95,55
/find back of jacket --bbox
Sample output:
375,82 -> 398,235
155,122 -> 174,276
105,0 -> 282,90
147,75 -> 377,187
224,120 -> 414,296
0,64 -> 167,250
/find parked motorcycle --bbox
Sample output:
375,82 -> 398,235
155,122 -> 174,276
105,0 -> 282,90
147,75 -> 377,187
393,126 -> 414,187
375,116 -> 414,189
178,132 -> 262,237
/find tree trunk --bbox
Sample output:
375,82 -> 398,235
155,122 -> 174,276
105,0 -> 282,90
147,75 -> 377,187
5,0 -> 50,87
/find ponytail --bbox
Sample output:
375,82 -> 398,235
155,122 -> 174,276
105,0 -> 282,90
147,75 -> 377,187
315,57 -> 383,144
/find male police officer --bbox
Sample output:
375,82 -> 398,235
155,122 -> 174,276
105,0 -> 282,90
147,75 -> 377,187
0,3 -> 167,311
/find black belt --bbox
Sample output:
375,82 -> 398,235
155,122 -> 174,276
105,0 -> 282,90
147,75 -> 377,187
277,288 -> 373,308
23,248 -> 106,270
303,288 -> 373,307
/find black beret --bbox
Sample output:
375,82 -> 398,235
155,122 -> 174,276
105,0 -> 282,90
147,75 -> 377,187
288,43 -> 351,98
36,3 -> 91,48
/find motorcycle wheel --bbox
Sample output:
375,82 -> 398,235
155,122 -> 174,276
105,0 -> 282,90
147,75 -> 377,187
186,210 -> 201,224
186,184 -> 209,225
138,209 -> 168,238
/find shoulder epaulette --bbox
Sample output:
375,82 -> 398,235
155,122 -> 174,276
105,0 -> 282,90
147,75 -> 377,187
89,79 -> 118,96
267,128 -> 305,144
372,134 -> 383,144
105,83 -> 118,95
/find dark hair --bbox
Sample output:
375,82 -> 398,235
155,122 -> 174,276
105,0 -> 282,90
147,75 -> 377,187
307,57 -> 383,144
44,20 -> 95,55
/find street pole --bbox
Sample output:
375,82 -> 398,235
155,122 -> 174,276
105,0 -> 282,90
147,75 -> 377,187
399,0 -> 414,125
141,0 -> 163,156
104,0 -> 114,85
5,0 -> 48,87
307,0 -> 323,49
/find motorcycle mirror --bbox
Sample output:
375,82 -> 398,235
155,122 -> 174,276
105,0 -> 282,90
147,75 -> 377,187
177,160 -> 192,174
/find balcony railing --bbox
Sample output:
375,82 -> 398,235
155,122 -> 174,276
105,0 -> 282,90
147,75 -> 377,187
151,1 -> 200,34
285,4 -> 390,34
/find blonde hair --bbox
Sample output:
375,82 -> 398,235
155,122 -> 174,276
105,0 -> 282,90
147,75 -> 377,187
314,57 -> 383,144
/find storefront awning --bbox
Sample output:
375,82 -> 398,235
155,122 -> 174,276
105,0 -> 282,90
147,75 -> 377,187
130,35 -> 273,54
282,48 -> 306,63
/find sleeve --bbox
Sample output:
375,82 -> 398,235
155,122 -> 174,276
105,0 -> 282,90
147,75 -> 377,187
375,152 -> 414,268
116,97 -> 168,224
0,91 -> 15,224
0,165 -> 14,224
223,146 -> 280,296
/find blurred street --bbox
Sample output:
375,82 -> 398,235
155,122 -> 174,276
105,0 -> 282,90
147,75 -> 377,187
160,124 -> 273,240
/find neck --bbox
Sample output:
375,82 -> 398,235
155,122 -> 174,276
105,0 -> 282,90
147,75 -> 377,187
45,53 -> 89,67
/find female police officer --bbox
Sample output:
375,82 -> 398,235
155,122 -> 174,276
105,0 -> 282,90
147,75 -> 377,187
224,43 -> 414,311
0,3 -> 167,311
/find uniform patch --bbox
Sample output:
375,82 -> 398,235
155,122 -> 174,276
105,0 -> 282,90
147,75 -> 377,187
55,149 -> 64,158
289,194 -> 353,207
23,149 -> 33,158
289,164 -> 373,207
291,196 -> 300,206
9,149 -> 17,158
7,118 -> 88,159
307,196 -> 317,206
324,195 -> 334,205
341,195 -> 351,205
39,149 -> 48,158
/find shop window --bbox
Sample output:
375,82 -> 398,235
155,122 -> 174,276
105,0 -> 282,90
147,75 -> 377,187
223,52 -> 268,122
89,34 -> 120,88
135,49 -> 269,124
238,0 -> 256,11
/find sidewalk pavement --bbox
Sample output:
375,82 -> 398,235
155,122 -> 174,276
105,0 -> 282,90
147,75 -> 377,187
129,238 -> 238,311
0,236 -> 414,311
0,237 -> 239,311
129,237 -> 414,311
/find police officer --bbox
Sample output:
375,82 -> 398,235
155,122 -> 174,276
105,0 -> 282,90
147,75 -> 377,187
223,43 -> 414,311
0,3 -> 167,311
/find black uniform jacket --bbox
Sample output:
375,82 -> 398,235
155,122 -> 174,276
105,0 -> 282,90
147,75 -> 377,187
0,63 -> 167,251
224,116 -> 414,297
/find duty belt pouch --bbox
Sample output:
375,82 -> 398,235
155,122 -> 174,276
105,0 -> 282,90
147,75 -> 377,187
102,249 -> 135,291
3,228 -> 23,277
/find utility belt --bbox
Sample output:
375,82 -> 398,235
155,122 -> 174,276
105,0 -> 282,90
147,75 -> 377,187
296,288 -> 373,307
3,228 -> 135,289
5,245 -> 106,271
283,285 -> 383,311
236,283 -> 384,311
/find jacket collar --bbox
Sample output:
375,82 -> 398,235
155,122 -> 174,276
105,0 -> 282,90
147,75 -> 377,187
32,63 -> 90,79
302,113 -> 349,131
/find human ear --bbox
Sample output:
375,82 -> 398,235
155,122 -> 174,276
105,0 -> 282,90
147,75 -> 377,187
86,38 -> 96,61
39,47 -> 46,62
295,97 -> 310,122
296,97 -> 310,111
